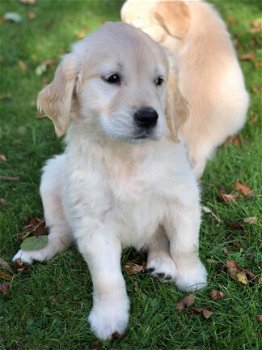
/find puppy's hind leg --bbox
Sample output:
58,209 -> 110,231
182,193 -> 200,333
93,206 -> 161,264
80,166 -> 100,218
146,227 -> 177,282
13,156 -> 73,264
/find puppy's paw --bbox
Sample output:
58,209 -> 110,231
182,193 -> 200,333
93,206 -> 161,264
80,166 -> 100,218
146,254 -> 177,282
88,299 -> 129,340
12,249 -> 49,264
175,260 -> 207,291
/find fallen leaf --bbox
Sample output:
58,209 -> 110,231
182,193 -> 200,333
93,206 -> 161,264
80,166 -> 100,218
75,31 -> 86,40
219,188 -> 241,203
0,258 -> 14,275
243,216 -> 257,224
209,289 -> 225,300
18,60 -> 28,72
236,271 -> 248,285
13,258 -> 32,273
251,114 -> 258,123
0,154 -> 6,161
0,269 -> 13,281
35,59 -> 56,76
224,135 -> 242,147
248,19 -> 262,34
243,269 -> 260,284
0,176 -> 20,181
191,307 -> 213,319
240,52 -> 256,62
20,235 -> 48,251
0,198 -> 6,207
0,282 -> 10,295
202,206 -> 222,223
256,315 -> 262,322
177,294 -> 196,312
19,217 -> 47,241
226,260 -> 241,281
233,180 -> 254,197
226,221 -> 244,230
27,11 -> 36,20
124,262 -> 144,275
111,332 -> 126,340
3,12 -> 22,23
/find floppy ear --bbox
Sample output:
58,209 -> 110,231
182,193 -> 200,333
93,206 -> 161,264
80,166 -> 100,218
37,53 -> 79,137
165,51 -> 189,142
153,0 -> 190,40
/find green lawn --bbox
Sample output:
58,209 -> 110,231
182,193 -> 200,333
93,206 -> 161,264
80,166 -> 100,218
0,0 -> 261,349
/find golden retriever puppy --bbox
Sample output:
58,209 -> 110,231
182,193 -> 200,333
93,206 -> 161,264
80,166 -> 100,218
13,22 -> 207,339
121,0 -> 249,177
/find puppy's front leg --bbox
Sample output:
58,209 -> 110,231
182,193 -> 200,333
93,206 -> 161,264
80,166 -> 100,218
76,230 -> 129,340
164,200 -> 207,291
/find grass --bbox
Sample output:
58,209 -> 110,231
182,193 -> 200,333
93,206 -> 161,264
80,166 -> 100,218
0,0 -> 261,349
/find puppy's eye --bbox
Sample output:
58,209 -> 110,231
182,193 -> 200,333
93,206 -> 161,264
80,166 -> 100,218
102,73 -> 121,84
155,76 -> 164,86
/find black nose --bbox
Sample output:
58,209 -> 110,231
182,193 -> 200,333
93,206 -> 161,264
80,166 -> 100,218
134,107 -> 158,129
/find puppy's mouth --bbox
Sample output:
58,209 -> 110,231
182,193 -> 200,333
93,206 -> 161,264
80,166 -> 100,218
131,128 -> 158,142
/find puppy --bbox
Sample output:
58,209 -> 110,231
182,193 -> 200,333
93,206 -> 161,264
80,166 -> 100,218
121,0 -> 249,177
13,22 -> 207,340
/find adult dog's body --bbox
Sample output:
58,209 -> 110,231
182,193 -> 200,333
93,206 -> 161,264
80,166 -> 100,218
121,0 -> 249,177
13,23 -> 207,339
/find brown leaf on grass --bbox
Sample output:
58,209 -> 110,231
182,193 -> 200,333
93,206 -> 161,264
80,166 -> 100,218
0,198 -> 6,207
236,271 -> 248,285
243,216 -> 257,224
256,315 -> 262,322
226,260 -> 241,281
124,262 -> 144,275
18,60 -> 28,72
27,11 -> 36,20
0,176 -> 20,181
176,294 -> 196,312
219,188 -> 241,203
0,269 -> 13,281
20,0 -> 36,4
13,258 -> 32,274
243,269 -> 260,284
202,206 -> 222,223
191,307 -> 213,319
209,289 -> 225,300
240,51 -> 256,62
248,19 -> 262,34
19,217 -> 47,241
0,154 -> 7,161
0,282 -> 10,295
251,114 -> 258,123
0,258 -> 14,275
226,221 -> 244,230
224,135 -> 242,147
233,180 -> 254,197
111,331 -> 126,340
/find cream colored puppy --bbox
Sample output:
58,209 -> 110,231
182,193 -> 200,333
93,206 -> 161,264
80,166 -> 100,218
13,22 -> 207,340
121,0 -> 249,177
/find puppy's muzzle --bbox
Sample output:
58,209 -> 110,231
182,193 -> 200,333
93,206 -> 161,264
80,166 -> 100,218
134,107 -> 158,129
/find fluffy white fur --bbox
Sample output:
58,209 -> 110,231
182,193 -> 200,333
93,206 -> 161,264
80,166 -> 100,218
121,0 -> 249,177
13,22 -> 207,340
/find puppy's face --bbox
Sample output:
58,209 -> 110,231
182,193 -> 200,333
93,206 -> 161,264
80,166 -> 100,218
37,22 -> 187,142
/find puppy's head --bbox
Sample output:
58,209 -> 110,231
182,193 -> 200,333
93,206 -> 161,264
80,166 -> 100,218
37,22 -> 187,142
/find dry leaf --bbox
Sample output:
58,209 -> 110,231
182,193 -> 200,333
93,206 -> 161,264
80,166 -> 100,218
0,269 -> 13,281
0,176 -> 20,181
236,271 -> 248,285
0,282 -> 10,295
256,315 -> 262,322
243,269 -> 260,284
202,206 -> 222,223
0,154 -> 7,161
27,11 -> 36,20
18,60 -> 28,72
240,52 -> 256,62
248,19 -> 262,34
227,221 -> 244,230
219,188 -> 241,203
177,294 -> 196,312
124,262 -> 144,275
0,198 -> 6,207
191,307 -> 213,319
13,258 -> 32,273
226,260 -> 241,281
19,217 -> 47,240
224,135 -> 242,147
243,216 -> 257,224
233,180 -> 254,197
0,258 -> 14,275
20,0 -> 36,4
209,289 -> 225,300
111,332 -> 126,340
